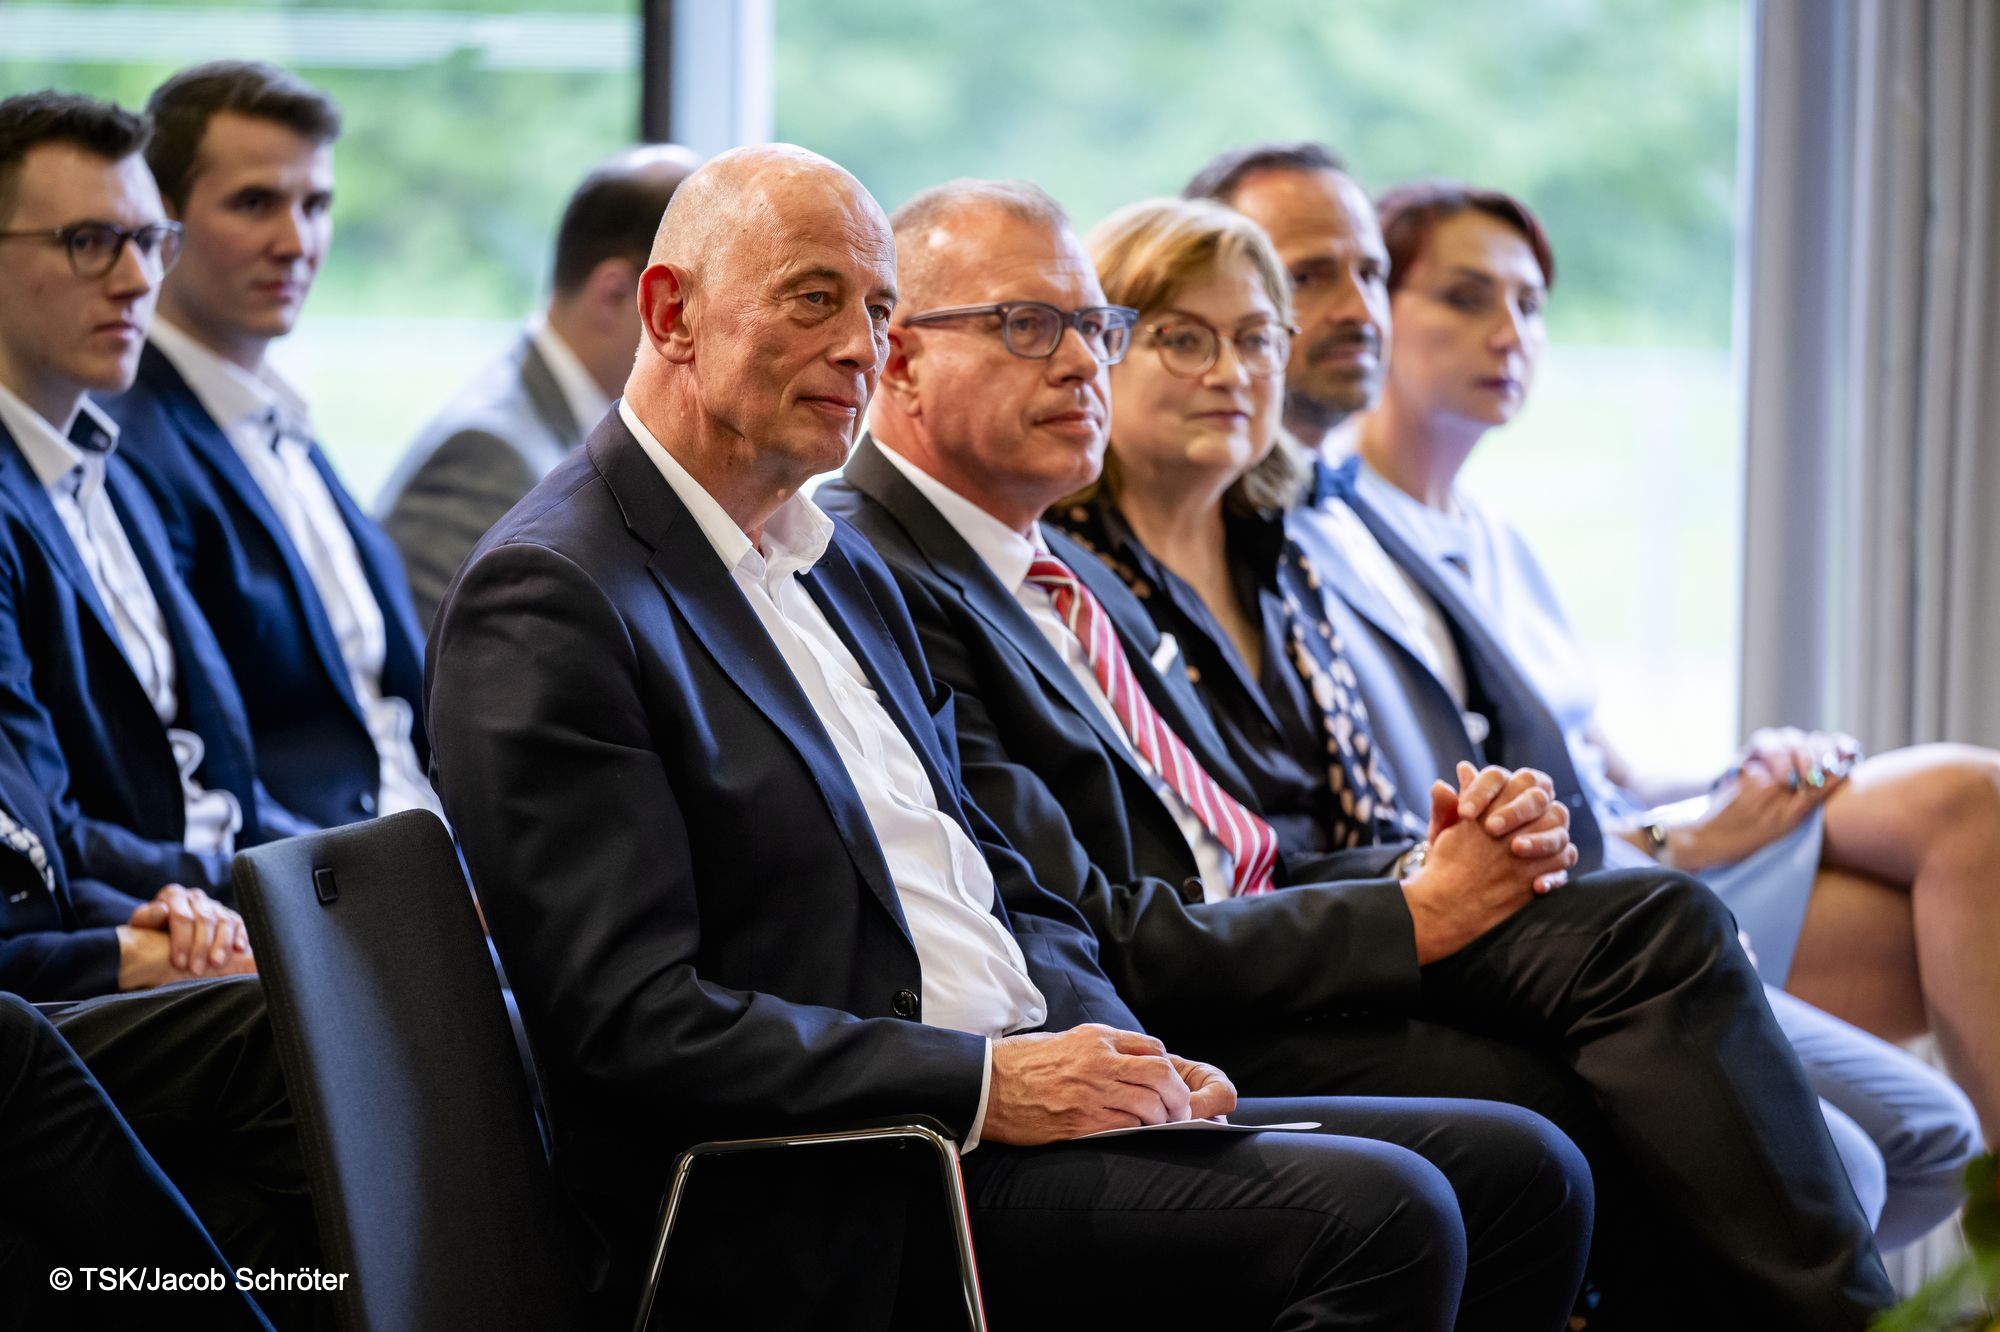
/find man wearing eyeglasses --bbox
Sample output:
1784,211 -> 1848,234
0,89 -> 327,1321
101,61 -> 436,833
0,91 -> 310,904
817,177 -> 1894,1331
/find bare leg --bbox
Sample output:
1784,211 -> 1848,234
1786,743 -> 2000,1140
1785,867 -> 1926,1043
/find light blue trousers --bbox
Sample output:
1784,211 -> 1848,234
1770,986 -> 1982,1249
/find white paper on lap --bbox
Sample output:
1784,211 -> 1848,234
1075,1119 -> 1320,1141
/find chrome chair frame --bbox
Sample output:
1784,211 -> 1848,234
631,1116 -> 986,1332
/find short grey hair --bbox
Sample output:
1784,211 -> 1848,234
889,178 -> 1070,241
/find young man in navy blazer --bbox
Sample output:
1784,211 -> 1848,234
0,91 -> 310,901
102,61 -> 434,830
427,143 -> 1595,1332
0,90 -> 325,1312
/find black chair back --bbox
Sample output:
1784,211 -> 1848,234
233,810 -> 585,1332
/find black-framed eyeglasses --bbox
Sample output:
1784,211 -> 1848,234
901,301 -> 1139,365
1143,313 -> 1299,380
0,220 -> 183,279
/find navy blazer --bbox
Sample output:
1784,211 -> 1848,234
1308,458 -> 1605,872
0,418 -> 292,897
426,412 -> 1134,1316
0,717 -> 145,1001
818,438 -> 1423,1038
104,344 -> 427,827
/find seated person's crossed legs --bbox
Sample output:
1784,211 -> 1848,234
816,180 -> 1891,1329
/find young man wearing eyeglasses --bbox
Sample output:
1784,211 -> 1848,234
0,89 -> 326,1321
0,90 -> 308,905
101,62 -> 438,834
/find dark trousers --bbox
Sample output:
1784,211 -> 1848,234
0,991 -> 273,1331
653,1094 -> 1590,1332
1174,869 -> 1894,1332
35,977 -> 324,1330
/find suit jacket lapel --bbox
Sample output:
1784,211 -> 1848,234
590,422 -> 912,941
1046,524 -> 1266,814
146,350 -> 367,721
0,429 -> 122,645
105,459 -> 261,825
1324,457 -> 1606,870
518,337 -> 584,449
841,438 -> 1161,793
1294,472 -> 1439,670
307,444 -> 427,696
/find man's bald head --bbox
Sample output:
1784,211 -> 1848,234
887,178 -> 1071,316
647,144 -> 886,287
626,144 -> 897,538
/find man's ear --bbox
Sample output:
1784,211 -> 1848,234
587,256 -> 641,325
878,327 -> 924,416
637,262 -> 694,364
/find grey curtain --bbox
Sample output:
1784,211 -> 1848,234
1738,0 -> 2000,752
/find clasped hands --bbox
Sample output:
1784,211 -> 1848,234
115,883 -> 256,991
981,763 -> 1573,1147
1400,761 -> 1577,966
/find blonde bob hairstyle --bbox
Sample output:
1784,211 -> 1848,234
1069,196 -> 1311,514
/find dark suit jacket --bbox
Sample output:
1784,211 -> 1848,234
379,332 -> 588,631
0,718 -> 144,1001
0,418 -> 288,897
426,413 -> 1136,1318
104,344 -> 427,828
1308,458 -> 1605,872
817,437 -> 1422,1039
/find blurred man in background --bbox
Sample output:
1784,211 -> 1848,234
380,143 -> 700,631
104,61 -> 437,832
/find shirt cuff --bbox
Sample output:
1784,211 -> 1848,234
961,1037 -> 994,1154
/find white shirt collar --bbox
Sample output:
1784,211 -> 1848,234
149,318 -> 310,435
872,439 -> 1046,592
532,315 -> 614,436
0,380 -> 121,489
618,399 -> 833,581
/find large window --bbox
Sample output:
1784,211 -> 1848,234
0,0 -> 642,504
5,1 -> 1744,774
775,0 -> 1746,774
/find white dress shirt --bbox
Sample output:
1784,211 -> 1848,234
875,442 -> 1237,903
1303,473 -> 1499,748
149,322 -> 441,820
0,382 -> 241,856
622,403 -> 1046,1148
531,316 -> 613,438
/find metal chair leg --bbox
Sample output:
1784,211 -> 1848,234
630,1119 -> 986,1332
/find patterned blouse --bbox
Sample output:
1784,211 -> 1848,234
1047,496 -> 1423,855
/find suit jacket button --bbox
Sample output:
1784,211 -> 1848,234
358,792 -> 376,814
1180,876 -> 1204,905
892,989 -> 920,1019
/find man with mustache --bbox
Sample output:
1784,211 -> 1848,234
818,173 -> 1894,1330
1193,137 -> 1979,1287
103,61 -> 435,832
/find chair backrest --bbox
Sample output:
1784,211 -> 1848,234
233,809 -> 585,1332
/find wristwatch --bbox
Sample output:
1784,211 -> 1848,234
1395,841 -> 1430,881
1642,822 -> 1675,869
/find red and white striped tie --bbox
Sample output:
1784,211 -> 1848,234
1026,553 -> 1280,896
